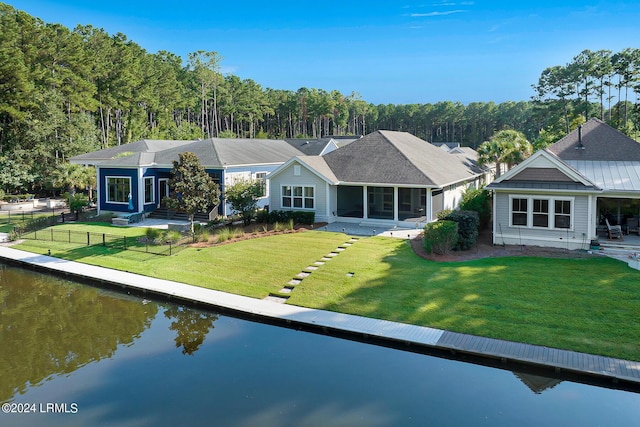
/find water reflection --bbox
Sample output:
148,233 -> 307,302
513,372 -> 562,394
1,261 -> 640,426
164,305 -> 218,355
0,264 -> 158,401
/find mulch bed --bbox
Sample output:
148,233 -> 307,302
410,228 -> 593,262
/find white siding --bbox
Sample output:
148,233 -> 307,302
268,161 -> 330,222
493,191 -> 593,250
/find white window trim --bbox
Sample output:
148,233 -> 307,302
105,176 -> 132,204
508,195 -> 574,231
144,176 -> 155,205
281,184 -> 316,210
254,171 -> 269,199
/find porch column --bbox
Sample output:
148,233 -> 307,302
426,188 -> 432,222
393,187 -> 399,221
96,168 -> 101,215
363,185 -> 368,220
137,168 -> 144,213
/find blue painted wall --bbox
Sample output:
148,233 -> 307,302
100,166 -> 224,215
99,168 -> 138,213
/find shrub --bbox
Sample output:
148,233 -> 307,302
459,186 -> 491,229
264,210 -> 315,225
145,228 -> 163,242
273,221 -> 284,232
436,209 -> 453,220
164,230 -> 181,244
231,228 -> 244,239
287,218 -> 294,231
443,210 -> 480,250
256,209 -> 270,224
215,227 -> 231,243
424,220 -> 458,255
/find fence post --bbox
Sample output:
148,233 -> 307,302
169,242 -> 172,256
69,230 -> 71,243
87,231 -> 90,246
61,212 -> 65,223
103,233 -> 106,247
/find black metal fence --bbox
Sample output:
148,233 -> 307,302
0,208 -> 66,226
17,228 -> 186,256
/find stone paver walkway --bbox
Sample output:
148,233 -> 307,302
0,245 -> 638,390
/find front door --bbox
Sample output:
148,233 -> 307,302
159,179 -> 170,207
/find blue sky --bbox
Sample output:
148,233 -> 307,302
7,1 -> 640,105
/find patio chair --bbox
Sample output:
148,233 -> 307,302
626,217 -> 639,235
605,218 -> 623,240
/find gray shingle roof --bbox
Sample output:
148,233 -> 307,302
69,139 -> 195,164
321,130 -> 485,186
82,138 -> 304,168
284,138 -> 334,156
548,118 -> 640,161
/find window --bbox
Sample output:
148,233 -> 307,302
510,196 -> 573,230
282,185 -> 314,209
511,198 -> 527,226
293,165 -> 301,176
554,200 -> 571,229
255,172 -> 267,198
532,199 -> 549,228
106,177 -> 131,204
144,177 -> 154,204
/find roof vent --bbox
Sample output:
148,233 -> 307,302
576,125 -> 585,150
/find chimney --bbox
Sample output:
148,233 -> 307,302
576,125 -> 585,150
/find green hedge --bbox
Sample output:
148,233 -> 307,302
459,187 -> 491,229
442,210 -> 480,250
256,209 -> 315,225
424,220 -> 458,255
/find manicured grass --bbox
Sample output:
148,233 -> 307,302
12,224 -> 640,361
14,225 -> 351,299
0,211 -> 58,233
288,237 -> 640,361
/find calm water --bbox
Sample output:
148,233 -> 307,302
1,262 -> 639,427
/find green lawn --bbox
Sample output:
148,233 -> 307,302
12,224 -> 640,361
0,211 -> 58,233
14,224 -> 352,299
288,237 -> 640,361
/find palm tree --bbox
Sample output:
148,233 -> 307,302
478,130 -> 532,178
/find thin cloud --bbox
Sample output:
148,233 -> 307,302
411,10 -> 466,17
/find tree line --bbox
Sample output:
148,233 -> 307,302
0,2 -> 639,195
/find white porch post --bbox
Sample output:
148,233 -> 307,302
393,187 -> 399,221
363,185 -> 368,220
137,168 -> 144,213
96,167 -> 101,215
426,188 -> 432,222
325,182 -> 331,221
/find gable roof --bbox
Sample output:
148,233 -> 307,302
75,138 -> 304,169
69,139 -> 195,164
284,137 -> 360,156
487,149 -> 600,192
321,130 -> 485,186
547,118 -> 640,161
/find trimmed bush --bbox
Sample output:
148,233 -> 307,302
443,210 -> 480,250
262,210 -> 315,225
424,220 -> 458,255
459,186 -> 491,229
